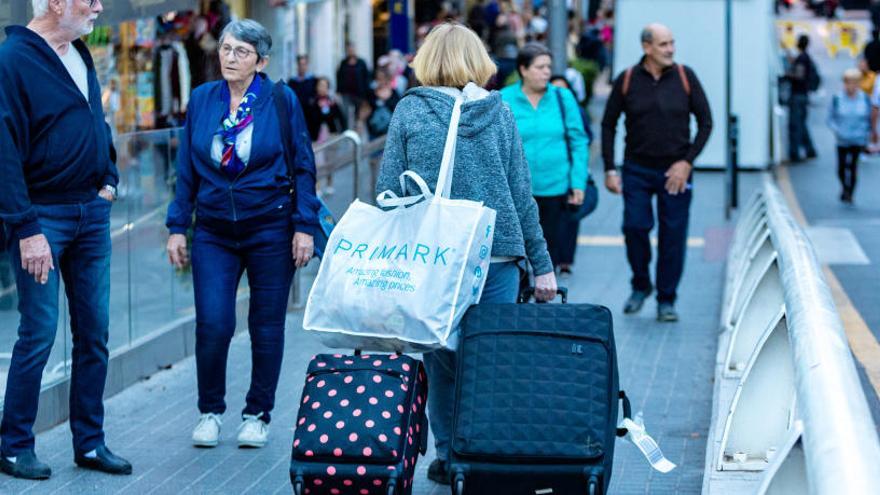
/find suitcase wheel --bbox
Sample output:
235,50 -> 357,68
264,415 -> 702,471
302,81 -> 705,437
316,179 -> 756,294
453,474 -> 465,495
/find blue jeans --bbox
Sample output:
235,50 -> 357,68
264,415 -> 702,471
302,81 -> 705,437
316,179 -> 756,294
788,93 -> 816,160
423,261 -> 520,462
622,163 -> 692,304
191,211 -> 294,423
1,196 -> 112,456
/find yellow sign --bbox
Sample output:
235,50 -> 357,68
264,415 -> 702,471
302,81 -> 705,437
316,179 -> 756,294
776,20 -> 869,59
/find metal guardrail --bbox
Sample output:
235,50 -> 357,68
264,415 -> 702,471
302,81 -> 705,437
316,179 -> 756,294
711,180 -> 880,493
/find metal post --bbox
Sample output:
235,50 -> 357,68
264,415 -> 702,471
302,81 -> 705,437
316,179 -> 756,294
724,0 -> 733,220
548,0 -> 569,75
730,114 -> 739,209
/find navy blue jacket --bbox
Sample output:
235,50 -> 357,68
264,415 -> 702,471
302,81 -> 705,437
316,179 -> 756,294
166,73 -> 320,236
0,26 -> 119,240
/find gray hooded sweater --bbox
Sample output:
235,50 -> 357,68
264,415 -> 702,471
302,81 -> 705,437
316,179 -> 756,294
376,86 -> 553,275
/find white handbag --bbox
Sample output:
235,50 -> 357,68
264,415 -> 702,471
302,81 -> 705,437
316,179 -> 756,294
303,97 -> 496,352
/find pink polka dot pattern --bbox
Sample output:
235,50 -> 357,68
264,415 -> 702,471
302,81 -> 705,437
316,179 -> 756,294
291,353 -> 429,494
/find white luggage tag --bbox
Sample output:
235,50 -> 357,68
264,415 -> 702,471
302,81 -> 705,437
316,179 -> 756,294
618,412 -> 677,473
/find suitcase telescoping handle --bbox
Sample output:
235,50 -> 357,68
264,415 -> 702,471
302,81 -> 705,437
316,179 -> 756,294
616,391 -> 632,437
518,287 -> 568,304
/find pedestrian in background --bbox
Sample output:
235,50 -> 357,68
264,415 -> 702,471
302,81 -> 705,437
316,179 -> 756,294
787,34 -> 819,163
828,69 -> 871,204
858,57 -> 876,97
501,43 -> 588,271
0,0 -> 131,479
549,74 -> 593,277
864,29 -> 880,73
166,19 -> 320,451
306,77 -> 347,142
287,54 -> 317,110
601,23 -> 712,322
364,66 -> 401,140
376,23 -> 557,485
335,42 -> 371,128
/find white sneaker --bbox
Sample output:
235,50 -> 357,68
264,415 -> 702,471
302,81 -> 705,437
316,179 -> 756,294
192,413 -> 222,448
237,414 -> 269,448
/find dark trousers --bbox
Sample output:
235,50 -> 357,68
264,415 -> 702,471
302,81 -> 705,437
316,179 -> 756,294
534,195 -> 568,268
622,163 -> 692,304
558,217 -> 580,266
836,145 -> 862,197
2,197 -> 112,456
788,94 -> 816,160
191,211 -> 294,424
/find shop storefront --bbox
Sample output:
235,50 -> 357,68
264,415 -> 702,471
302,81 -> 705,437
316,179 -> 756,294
92,1 -> 245,133
2,0 -> 376,132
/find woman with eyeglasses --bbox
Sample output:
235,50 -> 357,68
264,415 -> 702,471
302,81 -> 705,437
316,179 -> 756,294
165,19 -> 320,449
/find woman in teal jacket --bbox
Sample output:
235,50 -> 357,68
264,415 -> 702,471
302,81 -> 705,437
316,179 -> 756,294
501,43 -> 589,269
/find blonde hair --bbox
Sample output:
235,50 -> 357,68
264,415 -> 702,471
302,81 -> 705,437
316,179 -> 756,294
411,23 -> 497,87
843,68 -> 861,81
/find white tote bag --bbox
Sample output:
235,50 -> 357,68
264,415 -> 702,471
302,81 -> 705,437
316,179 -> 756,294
303,98 -> 496,352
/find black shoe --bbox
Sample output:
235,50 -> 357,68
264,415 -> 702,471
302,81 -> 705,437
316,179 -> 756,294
0,451 -> 51,480
427,458 -> 450,485
74,445 -> 132,475
657,303 -> 679,322
805,151 -> 818,160
623,289 -> 652,314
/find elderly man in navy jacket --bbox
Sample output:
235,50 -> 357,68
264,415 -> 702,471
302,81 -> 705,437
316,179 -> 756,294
0,0 -> 131,480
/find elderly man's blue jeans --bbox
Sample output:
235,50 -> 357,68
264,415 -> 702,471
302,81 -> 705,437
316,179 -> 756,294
1,197 -> 112,457
191,212 -> 294,424
622,163 -> 692,304
423,261 -> 520,463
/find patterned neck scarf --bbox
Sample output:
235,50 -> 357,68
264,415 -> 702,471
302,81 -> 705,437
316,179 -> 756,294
216,75 -> 261,179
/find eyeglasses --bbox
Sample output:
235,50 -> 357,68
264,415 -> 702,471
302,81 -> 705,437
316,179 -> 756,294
82,0 -> 101,7
220,44 -> 257,60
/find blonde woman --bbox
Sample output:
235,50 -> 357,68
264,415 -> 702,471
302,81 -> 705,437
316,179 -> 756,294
376,22 -> 556,485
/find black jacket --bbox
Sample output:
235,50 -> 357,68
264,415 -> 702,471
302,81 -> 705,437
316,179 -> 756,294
601,60 -> 713,171
335,57 -> 371,99
0,26 -> 118,240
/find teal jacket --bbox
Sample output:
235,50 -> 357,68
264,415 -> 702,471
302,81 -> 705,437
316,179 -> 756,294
500,83 -> 589,197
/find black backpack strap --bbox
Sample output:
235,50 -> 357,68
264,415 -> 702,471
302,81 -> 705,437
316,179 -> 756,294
554,89 -> 574,187
272,81 -> 297,204
616,390 -> 632,437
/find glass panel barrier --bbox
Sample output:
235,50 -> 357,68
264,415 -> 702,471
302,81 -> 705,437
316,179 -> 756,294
0,126 -> 373,407
0,127 -> 193,405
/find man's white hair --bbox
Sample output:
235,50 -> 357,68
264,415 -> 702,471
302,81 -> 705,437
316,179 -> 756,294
32,0 -> 50,17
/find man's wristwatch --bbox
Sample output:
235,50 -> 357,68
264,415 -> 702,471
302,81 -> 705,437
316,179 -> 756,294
101,184 -> 118,200
605,169 -> 620,177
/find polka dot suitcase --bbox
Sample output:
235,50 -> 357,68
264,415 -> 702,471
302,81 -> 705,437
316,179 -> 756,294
290,353 -> 429,495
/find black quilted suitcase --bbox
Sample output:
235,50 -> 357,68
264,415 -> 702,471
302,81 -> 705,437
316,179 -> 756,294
448,289 -> 631,495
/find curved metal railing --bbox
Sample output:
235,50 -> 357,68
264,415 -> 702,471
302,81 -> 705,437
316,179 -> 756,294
707,180 -> 880,494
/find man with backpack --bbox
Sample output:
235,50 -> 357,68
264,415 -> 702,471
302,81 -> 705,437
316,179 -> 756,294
787,34 -> 820,162
600,23 -> 712,323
